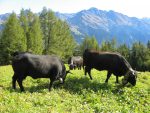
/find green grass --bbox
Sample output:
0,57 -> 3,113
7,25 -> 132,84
0,65 -> 149,113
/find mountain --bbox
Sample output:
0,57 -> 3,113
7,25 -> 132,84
56,8 -> 150,45
1,8 -> 150,45
0,13 -> 10,30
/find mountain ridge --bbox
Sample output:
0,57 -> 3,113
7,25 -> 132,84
56,8 -> 150,45
1,7 -> 150,45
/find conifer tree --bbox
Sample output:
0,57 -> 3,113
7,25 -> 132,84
0,12 -> 26,64
40,9 -> 56,54
39,7 -> 48,53
40,9 -> 75,60
147,40 -> 150,49
80,36 -> 99,54
130,42 -> 147,70
47,19 -> 75,59
25,9 -> 35,51
20,9 -> 28,36
20,9 -> 29,47
100,38 -> 116,51
117,44 -> 130,61
28,15 -> 43,54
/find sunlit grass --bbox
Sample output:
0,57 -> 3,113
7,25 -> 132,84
0,65 -> 149,113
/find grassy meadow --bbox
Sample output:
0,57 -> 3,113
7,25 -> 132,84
0,65 -> 149,113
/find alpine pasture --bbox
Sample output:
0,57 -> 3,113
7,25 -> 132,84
0,65 -> 149,113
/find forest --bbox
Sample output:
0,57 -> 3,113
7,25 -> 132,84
0,7 -> 150,71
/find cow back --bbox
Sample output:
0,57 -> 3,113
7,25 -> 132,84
83,49 -> 131,76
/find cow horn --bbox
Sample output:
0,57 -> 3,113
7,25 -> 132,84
134,70 -> 141,74
131,69 -> 139,79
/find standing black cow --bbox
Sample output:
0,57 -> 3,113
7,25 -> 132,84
11,52 -> 69,91
83,49 -> 137,86
68,56 -> 83,70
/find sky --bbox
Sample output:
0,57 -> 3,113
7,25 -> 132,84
0,0 -> 150,18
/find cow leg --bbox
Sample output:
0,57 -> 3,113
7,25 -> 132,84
12,74 -> 17,89
88,70 -> 92,80
78,65 -> 81,70
49,80 -> 54,91
116,76 -> 119,83
79,65 -> 81,70
84,66 -> 88,75
78,66 -> 80,70
17,79 -> 25,92
105,71 -> 112,83
85,66 -> 92,80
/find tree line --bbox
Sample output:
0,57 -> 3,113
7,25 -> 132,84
0,8 -> 76,65
74,36 -> 150,71
0,8 -> 150,71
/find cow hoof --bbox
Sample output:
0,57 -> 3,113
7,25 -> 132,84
105,81 -> 108,83
20,89 -> 25,92
105,82 -> 108,84
115,82 -> 119,84
49,88 -> 52,91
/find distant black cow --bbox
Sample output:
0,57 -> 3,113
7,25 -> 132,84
11,52 -> 69,91
83,49 -> 137,86
68,56 -> 83,70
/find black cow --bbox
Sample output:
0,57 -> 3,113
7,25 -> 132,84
11,52 -> 69,91
68,56 -> 83,70
83,49 -> 137,86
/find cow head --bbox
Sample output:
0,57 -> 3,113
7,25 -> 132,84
69,64 -> 74,70
122,69 -> 137,86
59,70 -> 72,84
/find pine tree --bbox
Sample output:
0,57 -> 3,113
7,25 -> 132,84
28,15 -> 43,54
40,7 -> 48,53
80,36 -> 99,54
20,9 -> 29,42
117,44 -> 130,61
40,9 -> 75,60
100,38 -> 116,51
130,42 -> 147,70
0,12 -> 26,64
147,40 -> 150,49
47,19 -> 75,60
40,9 -> 56,54
143,40 -> 150,71
25,9 -> 35,51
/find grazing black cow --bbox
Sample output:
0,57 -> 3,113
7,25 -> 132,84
11,52 -> 69,91
83,49 -> 137,86
68,56 -> 83,70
